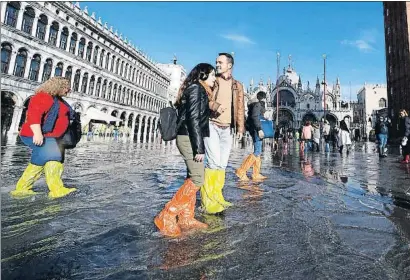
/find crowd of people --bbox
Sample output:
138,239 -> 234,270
10,52 -> 410,240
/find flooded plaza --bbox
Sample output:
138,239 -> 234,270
2,136 -> 410,280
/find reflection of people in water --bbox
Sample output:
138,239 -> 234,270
301,160 -> 314,177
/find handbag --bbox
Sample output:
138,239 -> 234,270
260,117 -> 274,138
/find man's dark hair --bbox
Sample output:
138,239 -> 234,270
257,91 -> 267,100
218,52 -> 234,66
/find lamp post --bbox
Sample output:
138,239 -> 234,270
322,54 -> 327,121
276,52 -> 280,126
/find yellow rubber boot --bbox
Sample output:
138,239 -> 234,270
200,168 -> 225,214
44,161 -> 77,199
215,170 -> 233,207
235,154 -> 256,181
252,156 -> 267,181
11,163 -> 43,197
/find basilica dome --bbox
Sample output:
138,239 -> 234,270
277,66 -> 300,86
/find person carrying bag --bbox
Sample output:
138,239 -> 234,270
11,77 -> 78,199
236,91 -> 269,181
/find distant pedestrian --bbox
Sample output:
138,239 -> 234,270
338,117 -> 352,154
375,116 -> 390,157
236,91 -> 268,181
399,109 -> 410,163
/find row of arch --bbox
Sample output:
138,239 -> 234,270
271,107 -> 351,130
2,1 -> 169,96
1,42 -> 167,113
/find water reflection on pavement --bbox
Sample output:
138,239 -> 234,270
1,136 -> 410,279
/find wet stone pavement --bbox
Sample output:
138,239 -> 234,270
1,136 -> 410,280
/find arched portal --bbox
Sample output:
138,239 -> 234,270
127,113 -> 134,128
325,114 -> 338,127
302,112 -> 318,124
119,111 -> 126,127
1,91 -> 17,133
18,96 -> 34,130
140,116 -> 146,142
151,117 -> 157,141
145,117 -> 151,142
272,89 -> 296,108
273,108 -> 294,131
134,115 -> 141,139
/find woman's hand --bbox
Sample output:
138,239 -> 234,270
30,124 -> 44,146
33,132 -> 44,146
258,130 -> 265,139
194,154 -> 205,162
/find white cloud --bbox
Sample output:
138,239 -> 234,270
221,34 -> 256,45
341,29 -> 380,53
341,39 -> 374,52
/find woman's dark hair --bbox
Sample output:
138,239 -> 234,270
175,63 -> 215,104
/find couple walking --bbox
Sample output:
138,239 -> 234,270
154,53 -> 268,237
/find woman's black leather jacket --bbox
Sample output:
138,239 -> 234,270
177,83 -> 210,155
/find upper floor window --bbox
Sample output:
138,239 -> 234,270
59,27 -> 69,50
99,49 -> 105,67
14,49 -> 28,77
36,14 -> 48,41
69,33 -> 77,54
93,46 -> 99,65
81,73 -> 89,94
54,62 -> 63,77
28,54 -> 41,81
22,7 -> 35,34
105,53 -> 110,69
48,22 -> 59,46
78,38 -> 86,58
73,69 -> 81,92
42,58 -> 53,82
65,66 -> 73,82
86,42 -> 93,62
379,98 -> 387,108
5,2 -> 20,27
1,43 -> 12,74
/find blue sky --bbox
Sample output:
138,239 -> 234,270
82,1 -> 386,100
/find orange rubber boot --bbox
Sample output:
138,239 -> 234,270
252,156 -> 267,181
177,181 -> 208,230
235,154 -> 256,181
155,179 -> 195,237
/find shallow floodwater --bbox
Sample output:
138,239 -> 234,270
1,136 -> 410,279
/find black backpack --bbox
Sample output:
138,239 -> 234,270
158,102 -> 184,141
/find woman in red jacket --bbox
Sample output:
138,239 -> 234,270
11,77 -> 77,199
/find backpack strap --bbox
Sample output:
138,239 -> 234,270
42,97 -> 60,133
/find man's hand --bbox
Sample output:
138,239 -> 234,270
217,106 -> 226,115
194,154 -> 204,162
258,130 -> 264,139
237,132 -> 243,140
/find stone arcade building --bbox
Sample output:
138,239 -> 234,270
1,1 -> 170,142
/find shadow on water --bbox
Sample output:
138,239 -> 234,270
2,138 -> 410,279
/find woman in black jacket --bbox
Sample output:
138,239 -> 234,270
236,91 -> 268,181
154,63 -> 215,237
399,109 -> 410,163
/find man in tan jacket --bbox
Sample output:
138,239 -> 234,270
200,52 -> 246,214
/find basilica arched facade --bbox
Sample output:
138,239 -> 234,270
247,65 -> 354,130
1,1 -> 169,142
